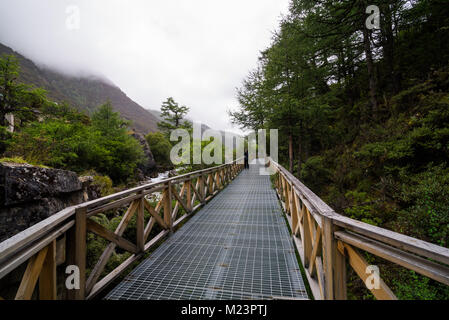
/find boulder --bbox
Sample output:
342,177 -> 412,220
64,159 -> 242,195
0,162 -> 82,206
0,162 -> 100,243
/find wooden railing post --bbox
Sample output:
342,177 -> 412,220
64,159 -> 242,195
66,207 -> 86,300
137,192 -> 145,251
186,180 -> 192,212
199,174 -> 205,204
334,229 -> 347,300
164,181 -> 173,233
322,216 -> 335,300
39,240 -> 57,300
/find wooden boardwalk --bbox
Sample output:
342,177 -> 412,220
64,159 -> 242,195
105,163 -> 308,300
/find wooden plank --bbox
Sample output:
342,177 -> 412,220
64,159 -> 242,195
308,226 -> 322,277
137,195 -> 145,252
315,256 -> 325,300
0,221 -> 73,281
39,240 -> 57,300
337,241 -> 397,300
287,215 -> 322,300
143,199 -> 168,229
332,214 -> 449,265
55,236 -> 66,266
172,184 -> 189,212
73,207 -> 87,300
192,178 -> 204,203
322,216 -> 334,300
335,231 -> 449,286
302,204 -> 313,267
291,192 -> 298,235
186,180 -> 192,211
15,246 -> 48,300
86,193 -> 143,217
164,182 -> 173,232
334,232 -> 347,300
86,219 -> 138,254
0,207 -> 75,262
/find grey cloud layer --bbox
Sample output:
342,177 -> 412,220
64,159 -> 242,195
0,0 -> 289,134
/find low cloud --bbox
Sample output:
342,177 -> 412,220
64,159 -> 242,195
0,0 -> 289,134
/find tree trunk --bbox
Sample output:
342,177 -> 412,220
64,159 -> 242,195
288,133 -> 293,173
361,2 -> 378,119
297,131 -> 302,178
381,3 -> 397,94
0,112 -> 6,127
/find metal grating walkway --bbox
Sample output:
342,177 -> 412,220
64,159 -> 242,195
105,164 -> 308,300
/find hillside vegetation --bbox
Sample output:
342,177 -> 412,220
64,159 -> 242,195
230,0 -> 449,299
0,43 -> 159,133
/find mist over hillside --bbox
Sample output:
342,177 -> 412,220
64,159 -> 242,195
0,42 -> 159,134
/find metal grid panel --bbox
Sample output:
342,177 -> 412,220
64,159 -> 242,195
105,164 -> 308,300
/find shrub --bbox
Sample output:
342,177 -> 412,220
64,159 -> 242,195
146,132 -> 172,166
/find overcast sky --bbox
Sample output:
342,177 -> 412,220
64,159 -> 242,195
0,0 -> 289,134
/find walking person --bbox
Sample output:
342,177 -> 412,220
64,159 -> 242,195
244,150 -> 249,169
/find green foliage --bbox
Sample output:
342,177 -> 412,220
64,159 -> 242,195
157,97 -> 191,134
343,191 -> 382,226
0,54 -> 49,127
396,165 -> 449,247
92,173 -> 114,196
229,0 -> 449,299
146,132 -> 172,166
89,103 -> 145,182
392,270 -> 449,300
301,156 -> 331,192
0,125 -> 12,154
6,103 -> 145,183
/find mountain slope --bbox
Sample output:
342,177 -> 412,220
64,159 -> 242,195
0,43 -> 159,134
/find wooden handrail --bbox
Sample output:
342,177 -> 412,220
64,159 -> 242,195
0,158 -> 244,300
267,157 -> 449,300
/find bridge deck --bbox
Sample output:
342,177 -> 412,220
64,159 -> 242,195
105,164 -> 308,300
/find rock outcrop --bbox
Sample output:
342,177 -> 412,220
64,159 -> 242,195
0,162 -> 97,242
131,132 -> 157,178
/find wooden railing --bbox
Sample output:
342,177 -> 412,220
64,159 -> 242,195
267,158 -> 449,300
0,159 -> 244,300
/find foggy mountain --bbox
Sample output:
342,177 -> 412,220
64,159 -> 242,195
0,42 -> 159,133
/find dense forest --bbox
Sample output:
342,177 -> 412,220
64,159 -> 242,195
230,0 -> 449,299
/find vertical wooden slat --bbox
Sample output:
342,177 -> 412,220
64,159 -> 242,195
302,206 -> 312,267
322,216 -> 334,300
291,192 -> 298,235
199,175 -> 205,203
337,241 -> 397,300
85,200 -> 138,295
164,181 -> 173,233
15,247 -> 49,300
334,238 -> 347,300
39,240 -> 57,300
137,193 -> 145,252
186,180 -> 192,211
209,173 -> 214,194
74,207 -> 86,300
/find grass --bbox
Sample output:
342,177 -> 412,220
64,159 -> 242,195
0,156 -> 49,168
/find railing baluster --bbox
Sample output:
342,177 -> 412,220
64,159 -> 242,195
137,192 -> 145,252
164,181 -> 173,234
